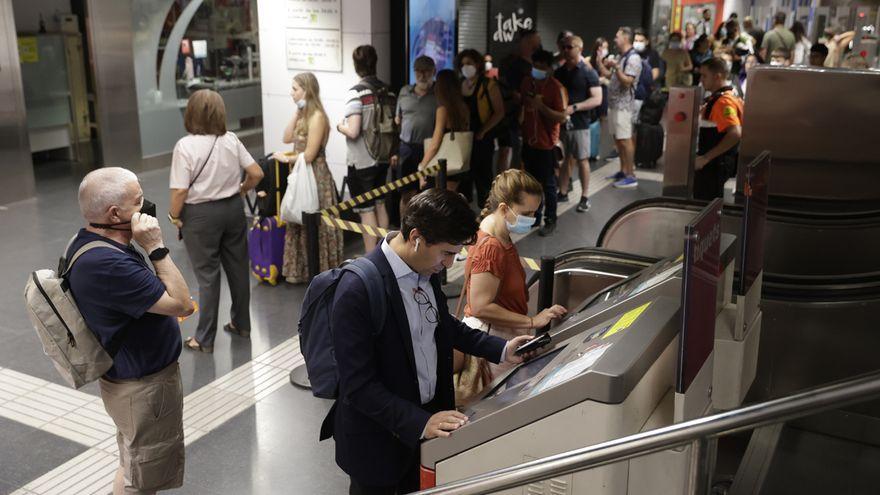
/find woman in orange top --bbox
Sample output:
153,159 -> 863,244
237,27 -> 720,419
455,169 -> 568,403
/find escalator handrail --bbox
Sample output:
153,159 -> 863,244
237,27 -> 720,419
415,371 -> 880,495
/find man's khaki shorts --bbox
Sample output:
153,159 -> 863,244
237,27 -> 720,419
100,362 -> 184,494
608,107 -> 634,141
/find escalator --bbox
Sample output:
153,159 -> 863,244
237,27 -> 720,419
523,248 -> 658,316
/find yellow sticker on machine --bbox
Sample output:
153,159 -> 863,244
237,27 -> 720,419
18,37 -> 38,63
602,301 -> 653,339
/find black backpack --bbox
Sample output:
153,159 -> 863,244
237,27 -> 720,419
252,154 -> 290,218
638,89 -> 668,125
623,51 -> 655,101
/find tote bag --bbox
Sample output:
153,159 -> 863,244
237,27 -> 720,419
423,131 -> 473,175
280,153 -> 319,225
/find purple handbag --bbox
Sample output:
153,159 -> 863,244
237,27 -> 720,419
248,216 -> 286,285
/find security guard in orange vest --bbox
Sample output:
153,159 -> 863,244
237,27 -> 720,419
695,57 -> 744,200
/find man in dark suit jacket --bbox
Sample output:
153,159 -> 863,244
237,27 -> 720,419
323,190 -> 535,494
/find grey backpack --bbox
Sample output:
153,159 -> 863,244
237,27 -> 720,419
24,241 -> 124,389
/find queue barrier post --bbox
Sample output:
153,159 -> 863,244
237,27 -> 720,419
304,211 -> 321,281
536,256 -> 556,334
437,159 -> 448,191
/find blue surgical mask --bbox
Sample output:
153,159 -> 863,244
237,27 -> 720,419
531,68 -> 548,80
506,211 -> 536,234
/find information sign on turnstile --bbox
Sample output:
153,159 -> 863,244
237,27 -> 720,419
676,199 -> 722,395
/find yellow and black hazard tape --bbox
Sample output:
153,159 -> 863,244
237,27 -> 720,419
318,215 -> 542,270
320,163 -> 442,218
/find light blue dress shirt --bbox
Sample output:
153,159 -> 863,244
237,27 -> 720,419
381,234 -> 439,405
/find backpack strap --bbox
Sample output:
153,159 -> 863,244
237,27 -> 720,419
344,257 -> 387,335
62,241 -> 124,278
61,240 -> 132,357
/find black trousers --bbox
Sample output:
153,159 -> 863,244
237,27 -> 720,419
458,137 -> 495,209
349,464 -> 419,495
522,145 -> 559,225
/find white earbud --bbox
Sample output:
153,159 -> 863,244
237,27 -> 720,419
415,238 -> 421,251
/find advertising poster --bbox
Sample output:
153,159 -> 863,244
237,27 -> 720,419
487,0 -> 536,59
408,0 -> 456,83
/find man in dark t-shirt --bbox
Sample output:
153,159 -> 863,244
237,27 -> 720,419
554,35 -> 603,213
68,167 -> 194,494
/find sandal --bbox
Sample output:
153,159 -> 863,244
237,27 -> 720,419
183,337 -> 213,354
223,322 -> 250,338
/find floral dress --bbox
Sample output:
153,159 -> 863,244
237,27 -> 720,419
282,131 -> 344,283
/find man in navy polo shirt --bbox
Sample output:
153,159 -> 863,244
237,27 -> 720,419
68,167 -> 194,494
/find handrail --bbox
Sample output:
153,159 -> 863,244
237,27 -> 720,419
416,371 -> 880,495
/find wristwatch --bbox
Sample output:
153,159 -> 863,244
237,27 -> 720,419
148,247 -> 170,261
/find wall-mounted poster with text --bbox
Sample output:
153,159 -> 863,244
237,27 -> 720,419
487,0 -> 536,59
408,0 -> 456,83
286,0 -> 343,72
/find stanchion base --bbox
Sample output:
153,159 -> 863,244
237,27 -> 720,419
442,280 -> 464,299
290,364 -> 312,390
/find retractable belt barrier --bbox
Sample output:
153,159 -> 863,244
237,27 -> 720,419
316,214 -> 542,271
319,162 -> 442,218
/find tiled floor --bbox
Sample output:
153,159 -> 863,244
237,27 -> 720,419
0,156 -> 662,494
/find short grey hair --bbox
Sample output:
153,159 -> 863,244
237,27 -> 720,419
78,167 -> 140,222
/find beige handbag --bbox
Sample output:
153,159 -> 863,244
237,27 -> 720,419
424,131 -> 473,175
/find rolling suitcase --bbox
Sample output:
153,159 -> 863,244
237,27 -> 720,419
635,123 -> 664,168
248,216 -> 286,286
247,156 -> 288,286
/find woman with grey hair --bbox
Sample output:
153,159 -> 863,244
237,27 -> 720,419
168,89 -> 264,353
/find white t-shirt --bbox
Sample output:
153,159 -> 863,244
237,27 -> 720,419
169,132 -> 255,204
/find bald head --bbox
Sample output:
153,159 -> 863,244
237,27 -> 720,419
78,167 -> 141,223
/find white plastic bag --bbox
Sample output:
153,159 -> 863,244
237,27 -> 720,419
280,153 -> 319,225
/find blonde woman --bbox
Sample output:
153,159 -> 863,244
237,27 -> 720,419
169,89 -> 264,353
454,169 -> 568,403
273,73 -> 344,283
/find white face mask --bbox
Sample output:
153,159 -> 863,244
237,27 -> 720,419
484,61 -> 493,71
598,48 -> 608,60
769,60 -> 783,67
633,41 -> 647,52
461,64 -> 477,80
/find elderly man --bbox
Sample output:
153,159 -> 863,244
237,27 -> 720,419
68,167 -> 193,494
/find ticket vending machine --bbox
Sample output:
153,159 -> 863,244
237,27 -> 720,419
419,191 -> 773,493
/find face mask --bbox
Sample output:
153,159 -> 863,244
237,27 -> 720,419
90,199 -> 156,231
769,60 -> 783,67
484,61 -> 493,71
598,49 -> 608,60
461,65 -> 477,79
633,41 -> 647,52
724,60 -> 733,72
531,68 -> 547,80
295,98 -> 306,110
505,210 -> 536,234
668,41 -> 682,50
